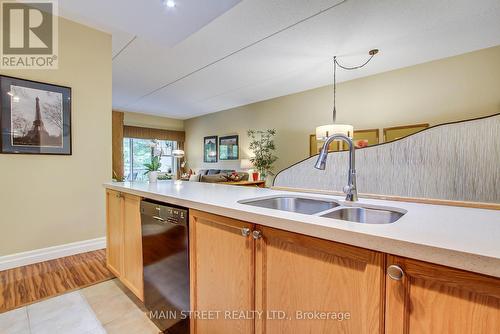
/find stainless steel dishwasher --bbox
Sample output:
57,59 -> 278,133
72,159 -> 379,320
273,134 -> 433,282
141,200 -> 189,334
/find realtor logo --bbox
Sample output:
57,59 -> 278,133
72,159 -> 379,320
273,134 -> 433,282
1,0 -> 58,69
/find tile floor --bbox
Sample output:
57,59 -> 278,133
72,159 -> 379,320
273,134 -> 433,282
0,279 -> 160,334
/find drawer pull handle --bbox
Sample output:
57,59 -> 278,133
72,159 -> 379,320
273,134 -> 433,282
252,230 -> 262,240
241,228 -> 251,237
387,265 -> 404,280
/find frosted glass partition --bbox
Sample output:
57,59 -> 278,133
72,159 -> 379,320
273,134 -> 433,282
273,114 -> 500,204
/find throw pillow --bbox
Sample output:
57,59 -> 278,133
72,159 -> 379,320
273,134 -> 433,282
224,172 -> 241,182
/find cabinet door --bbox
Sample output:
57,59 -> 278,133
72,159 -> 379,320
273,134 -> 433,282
255,226 -> 384,334
106,190 -> 123,276
121,193 -> 144,301
386,255 -> 500,334
190,210 -> 255,334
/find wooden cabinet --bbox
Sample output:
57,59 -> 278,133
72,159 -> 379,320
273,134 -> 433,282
189,210 -> 255,334
105,190 -> 144,300
106,190 -> 123,276
189,210 -> 384,334
385,255 -> 500,334
255,226 -> 384,334
121,193 -> 144,300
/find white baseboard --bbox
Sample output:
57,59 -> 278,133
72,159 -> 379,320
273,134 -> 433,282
0,237 -> 107,271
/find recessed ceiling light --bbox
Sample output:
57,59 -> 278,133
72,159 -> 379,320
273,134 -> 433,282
164,0 -> 176,8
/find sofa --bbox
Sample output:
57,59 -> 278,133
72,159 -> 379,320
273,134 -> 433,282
190,169 -> 249,183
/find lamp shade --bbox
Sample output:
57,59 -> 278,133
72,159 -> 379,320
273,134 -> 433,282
240,159 -> 253,169
315,124 -> 354,140
172,149 -> 185,158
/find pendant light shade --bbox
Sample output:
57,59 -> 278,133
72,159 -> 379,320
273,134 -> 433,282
172,149 -> 185,158
315,124 -> 354,140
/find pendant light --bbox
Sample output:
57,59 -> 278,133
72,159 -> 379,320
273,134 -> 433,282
315,49 -> 379,141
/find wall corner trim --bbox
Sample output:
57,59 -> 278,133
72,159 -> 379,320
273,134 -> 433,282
0,237 -> 106,271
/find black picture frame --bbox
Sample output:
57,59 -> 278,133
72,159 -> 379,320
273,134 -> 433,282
203,135 -> 218,163
0,75 -> 71,155
219,135 -> 239,160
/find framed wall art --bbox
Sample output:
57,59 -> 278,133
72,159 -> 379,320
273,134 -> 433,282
346,128 -> 380,149
203,135 -> 217,163
0,75 -> 71,155
219,135 -> 239,160
383,123 -> 429,143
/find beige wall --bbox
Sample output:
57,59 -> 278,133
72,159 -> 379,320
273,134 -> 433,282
0,18 -> 112,255
123,111 -> 184,131
185,46 -> 500,175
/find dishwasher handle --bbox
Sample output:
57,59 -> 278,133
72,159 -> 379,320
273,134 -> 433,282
152,215 -> 165,222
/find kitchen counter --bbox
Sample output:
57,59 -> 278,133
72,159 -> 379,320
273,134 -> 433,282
104,181 -> 500,278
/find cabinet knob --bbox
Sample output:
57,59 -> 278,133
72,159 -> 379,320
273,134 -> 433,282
387,265 -> 404,280
252,230 -> 262,240
241,228 -> 251,237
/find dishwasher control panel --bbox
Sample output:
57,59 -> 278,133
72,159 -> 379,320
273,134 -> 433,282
140,200 -> 188,226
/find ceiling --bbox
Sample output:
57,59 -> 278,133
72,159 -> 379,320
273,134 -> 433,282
59,0 -> 500,119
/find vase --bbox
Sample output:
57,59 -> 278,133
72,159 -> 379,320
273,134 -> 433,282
259,172 -> 267,181
252,172 -> 259,182
148,171 -> 158,183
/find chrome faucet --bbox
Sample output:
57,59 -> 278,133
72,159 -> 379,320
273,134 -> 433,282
314,134 -> 358,202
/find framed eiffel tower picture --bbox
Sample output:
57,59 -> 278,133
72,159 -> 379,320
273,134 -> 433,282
0,75 -> 71,155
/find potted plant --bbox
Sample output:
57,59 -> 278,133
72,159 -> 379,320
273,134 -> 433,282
144,155 -> 162,183
144,140 -> 163,183
247,129 -> 278,181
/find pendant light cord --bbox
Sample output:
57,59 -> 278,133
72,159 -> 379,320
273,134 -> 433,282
334,52 -> 377,70
332,49 -> 378,123
333,56 -> 337,123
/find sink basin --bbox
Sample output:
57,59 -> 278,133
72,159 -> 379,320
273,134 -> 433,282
320,207 -> 404,224
239,195 -> 406,224
239,196 -> 340,215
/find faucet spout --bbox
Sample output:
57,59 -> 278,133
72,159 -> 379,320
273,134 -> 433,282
314,134 -> 358,202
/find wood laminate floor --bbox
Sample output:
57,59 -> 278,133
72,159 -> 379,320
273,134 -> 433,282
0,250 -> 114,313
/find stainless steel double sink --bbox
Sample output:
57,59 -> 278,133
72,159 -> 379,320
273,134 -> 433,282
238,196 -> 406,224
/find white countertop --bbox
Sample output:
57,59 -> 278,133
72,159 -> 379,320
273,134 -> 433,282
104,181 -> 500,278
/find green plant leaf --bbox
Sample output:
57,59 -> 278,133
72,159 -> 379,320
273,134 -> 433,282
247,129 -> 277,175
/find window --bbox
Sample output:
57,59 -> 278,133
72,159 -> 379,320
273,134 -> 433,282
123,138 -> 177,181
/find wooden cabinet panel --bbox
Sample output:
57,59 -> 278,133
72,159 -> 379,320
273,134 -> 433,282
386,255 -> 500,334
105,190 -> 143,301
121,193 -> 144,301
189,210 -> 255,334
106,190 -> 123,277
255,226 -> 384,334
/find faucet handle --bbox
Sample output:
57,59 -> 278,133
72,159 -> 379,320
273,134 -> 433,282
343,185 -> 354,194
